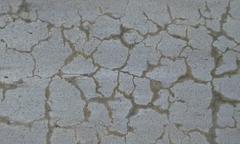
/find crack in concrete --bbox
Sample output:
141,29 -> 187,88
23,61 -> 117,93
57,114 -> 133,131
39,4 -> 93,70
0,0 -> 240,143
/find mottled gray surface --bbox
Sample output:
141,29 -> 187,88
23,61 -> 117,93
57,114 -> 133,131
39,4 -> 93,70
0,0 -> 240,144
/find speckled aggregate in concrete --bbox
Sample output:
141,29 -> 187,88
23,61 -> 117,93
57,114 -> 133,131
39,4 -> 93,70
0,0 -> 240,144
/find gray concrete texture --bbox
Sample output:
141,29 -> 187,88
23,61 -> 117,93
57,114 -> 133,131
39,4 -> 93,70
0,0 -> 240,144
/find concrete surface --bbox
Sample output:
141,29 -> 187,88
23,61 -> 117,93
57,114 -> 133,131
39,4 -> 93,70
0,0 -> 240,144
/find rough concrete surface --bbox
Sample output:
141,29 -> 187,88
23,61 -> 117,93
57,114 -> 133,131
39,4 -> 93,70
0,0 -> 240,144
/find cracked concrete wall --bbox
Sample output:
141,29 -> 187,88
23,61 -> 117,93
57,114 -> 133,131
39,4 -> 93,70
0,0 -> 240,144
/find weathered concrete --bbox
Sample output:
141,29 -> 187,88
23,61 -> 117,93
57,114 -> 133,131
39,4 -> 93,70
0,0 -> 240,144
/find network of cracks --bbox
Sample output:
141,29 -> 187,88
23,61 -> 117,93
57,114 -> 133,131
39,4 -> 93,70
0,0 -> 240,144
